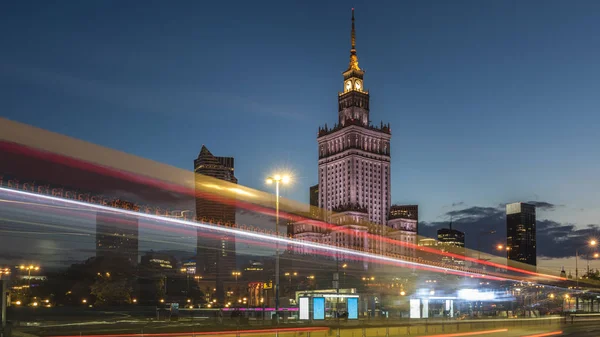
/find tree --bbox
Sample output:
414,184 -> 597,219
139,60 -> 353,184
90,278 -> 133,305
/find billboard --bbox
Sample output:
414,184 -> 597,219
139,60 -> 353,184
347,297 -> 358,319
299,297 -> 309,320
410,299 -> 420,318
313,297 -> 325,320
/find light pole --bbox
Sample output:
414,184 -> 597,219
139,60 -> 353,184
284,272 -> 296,286
266,174 -> 290,324
587,240 -> 597,275
575,240 -> 597,287
19,265 -> 40,287
232,271 -> 241,294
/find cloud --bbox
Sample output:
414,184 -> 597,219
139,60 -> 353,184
446,206 -> 503,220
420,202 -> 598,259
525,201 -> 560,211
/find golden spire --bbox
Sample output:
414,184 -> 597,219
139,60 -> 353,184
349,8 -> 360,71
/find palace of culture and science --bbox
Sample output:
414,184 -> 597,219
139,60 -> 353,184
290,10 -> 417,260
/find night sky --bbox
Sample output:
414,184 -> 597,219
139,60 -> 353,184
2,1 -> 600,270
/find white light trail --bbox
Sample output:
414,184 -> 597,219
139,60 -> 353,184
0,187 -> 527,282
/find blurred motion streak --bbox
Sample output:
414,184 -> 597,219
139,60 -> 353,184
520,331 -> 563,337
0,186 -> 571,284
424,328 -> 508,336
0,118 -> 582,284
47,326 -> 330,337
0,143 -> 566,282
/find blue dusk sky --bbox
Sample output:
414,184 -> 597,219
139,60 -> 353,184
2,1 -> 600,267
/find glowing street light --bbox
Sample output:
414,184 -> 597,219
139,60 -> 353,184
19,265 -> 40,286
576,240 -> 599,282
265,173 -> 291,323
0,267 -> 10,278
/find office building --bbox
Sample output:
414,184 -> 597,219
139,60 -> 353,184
437,225 -> 465,248
437,223 -> 465,266
506,202 -> 536,267
194,145 -> 238,303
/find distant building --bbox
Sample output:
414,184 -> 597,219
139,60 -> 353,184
140,252 -> 178,272
194,145 -> 238,303
389,205 -> 418,222
96,200 -> 139,265
437,225 -> 465,248
386,216 -> 417,257
309,184 -> 319,207
437,223 -> 465,266
506,202 -> 536,267
418,238 -> 438,247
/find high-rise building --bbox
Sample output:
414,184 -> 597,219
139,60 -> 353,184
506,202 -> 536,267
316,9 -> 391,253
96,201 -> 139,265
437,226 -> 465,248
437,223 -> 465,266
194,145 -> 237,303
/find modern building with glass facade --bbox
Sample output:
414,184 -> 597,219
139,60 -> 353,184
194,145 -> 238,303
506,202 -> 536,267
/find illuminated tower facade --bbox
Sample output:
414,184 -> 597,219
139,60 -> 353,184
317,9 -> 391,252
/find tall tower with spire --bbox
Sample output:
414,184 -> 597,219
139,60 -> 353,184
316,9 -> 392,253
339,8 -> 370,126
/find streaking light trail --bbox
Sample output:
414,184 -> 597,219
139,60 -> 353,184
0,186 -> 554,283
48,326 -> 330,337
0,139 -> 568,280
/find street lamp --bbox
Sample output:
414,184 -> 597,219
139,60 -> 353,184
575,239 -> 597,285
19,265 -> 40,286
232,271 -> 241,293
0,268 -> 10,279
266,174 -> 291,323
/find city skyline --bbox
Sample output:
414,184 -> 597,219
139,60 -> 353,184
2,1 -> 600,271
